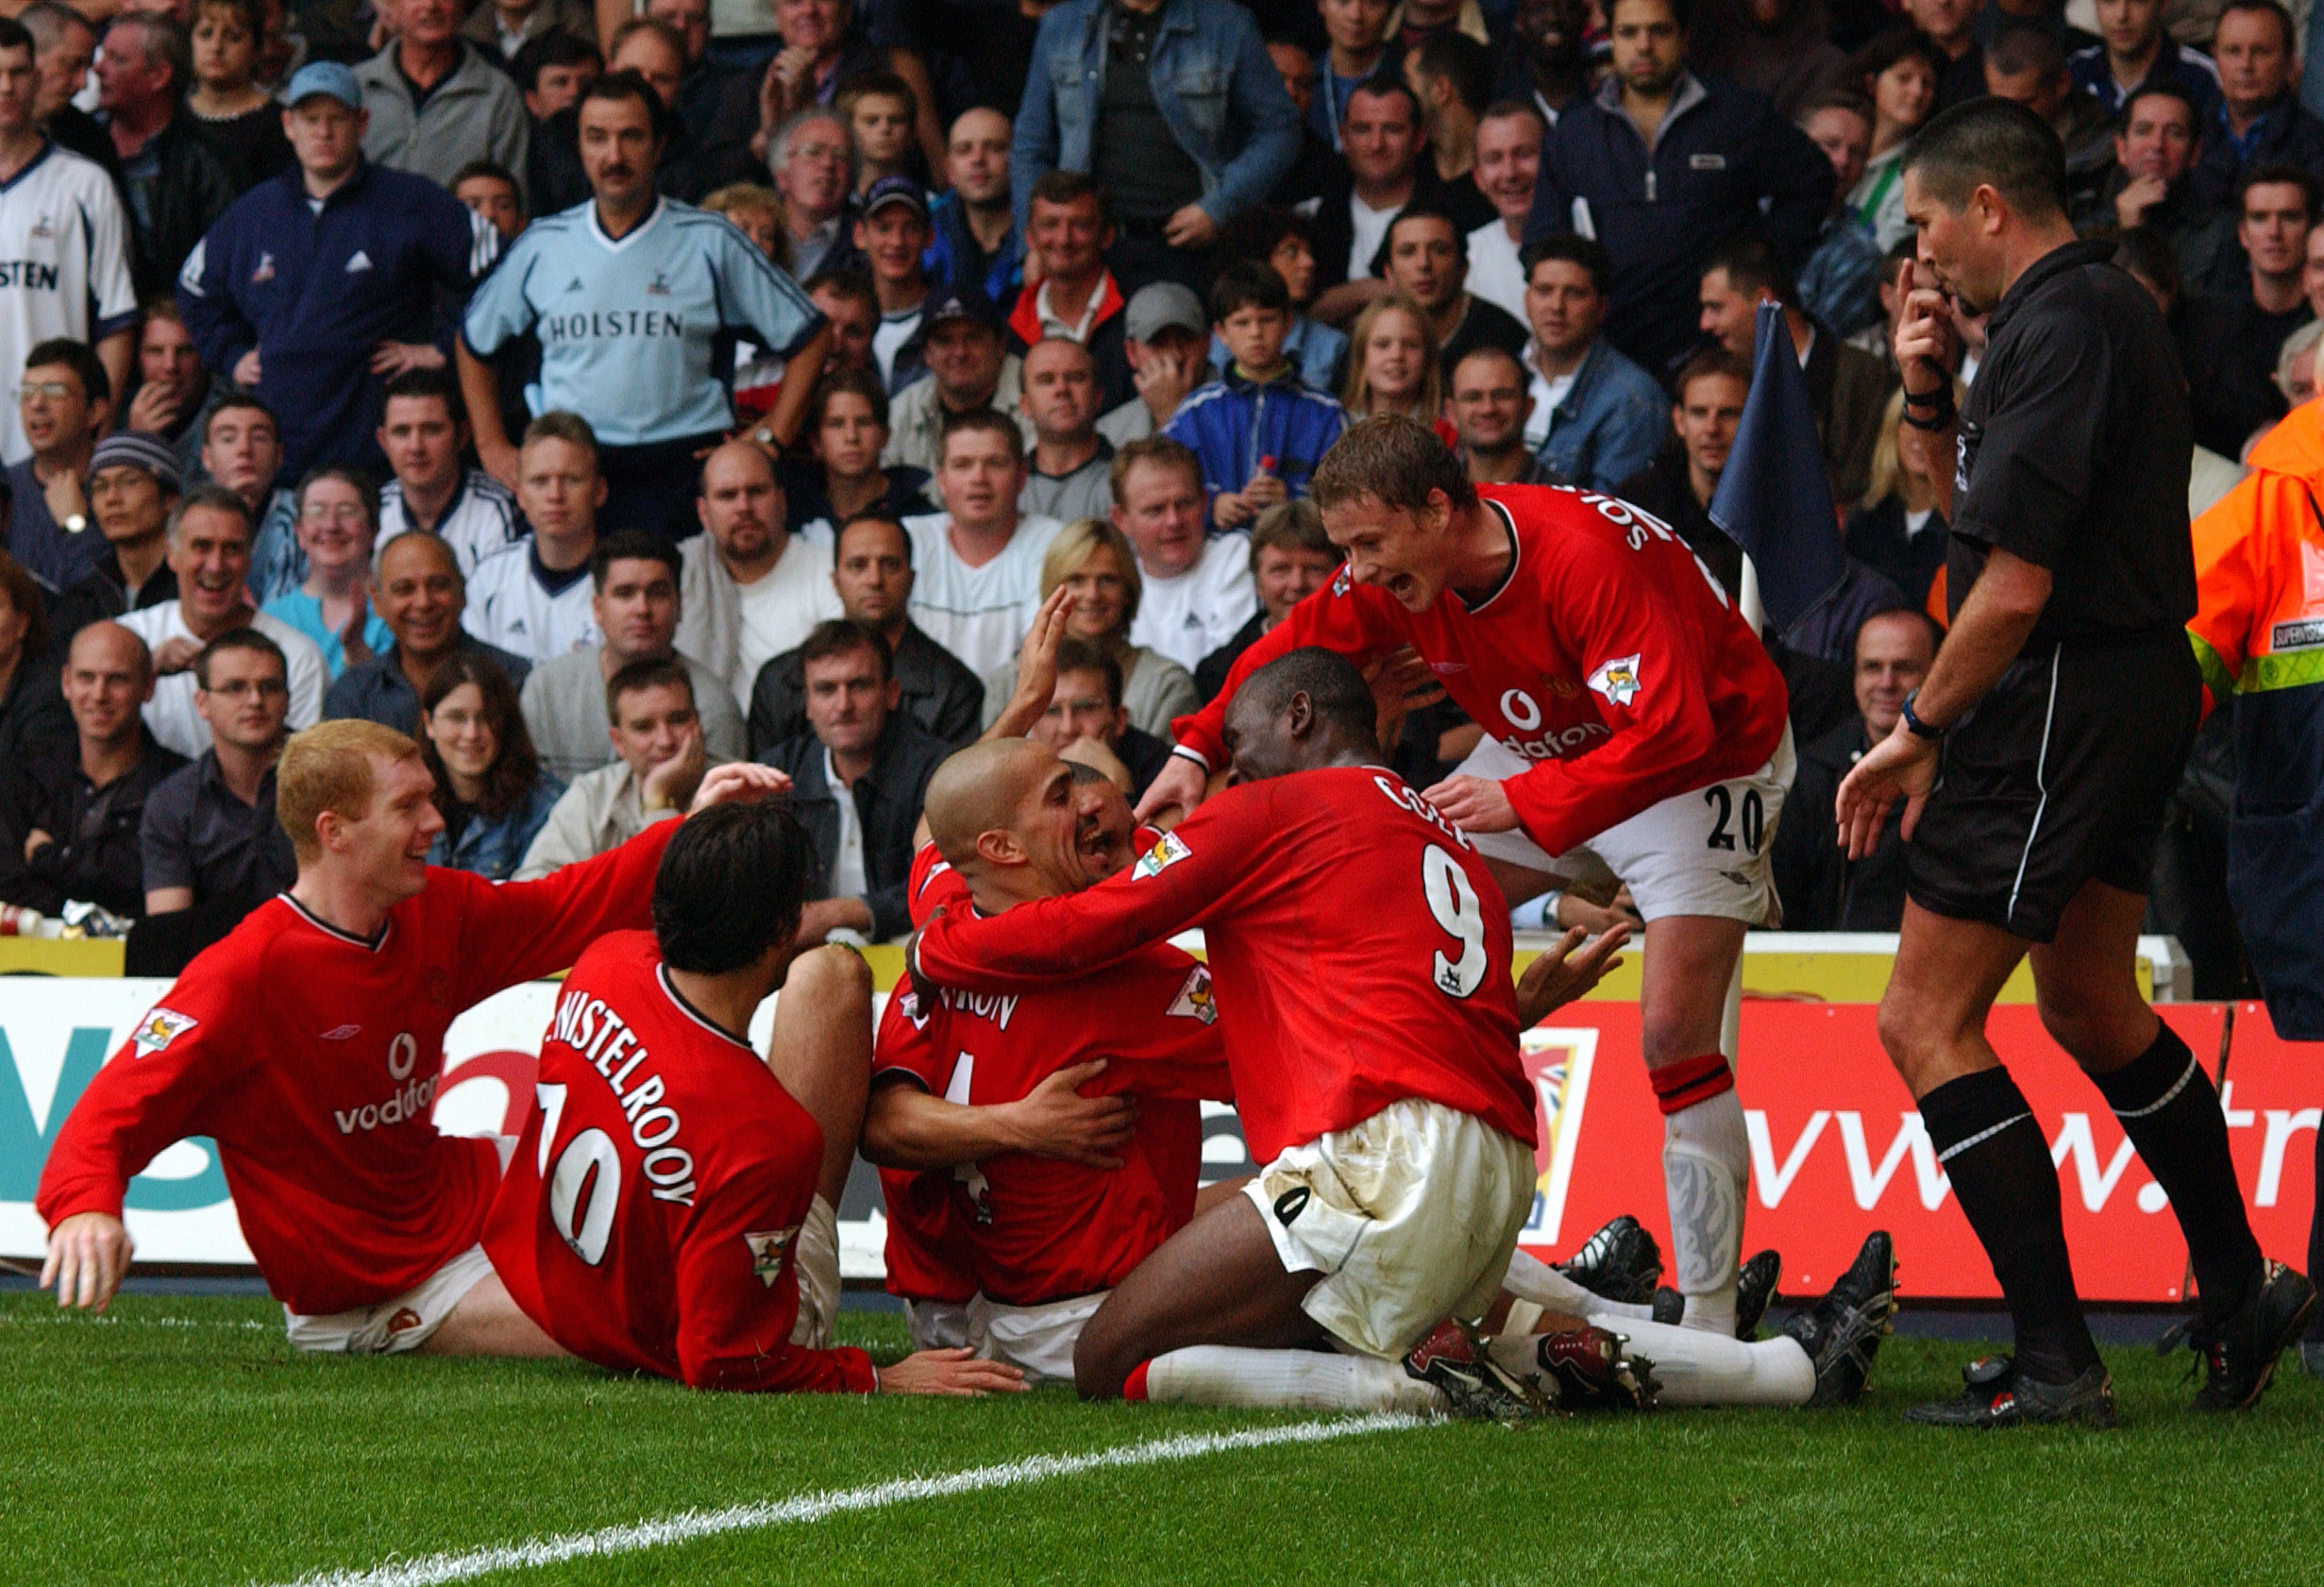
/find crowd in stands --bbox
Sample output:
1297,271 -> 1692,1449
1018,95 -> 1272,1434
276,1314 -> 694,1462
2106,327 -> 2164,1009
0,0 -> 2304,994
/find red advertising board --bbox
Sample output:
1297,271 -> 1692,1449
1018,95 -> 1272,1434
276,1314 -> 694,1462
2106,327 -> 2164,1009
2215,1002 -> 2321,1275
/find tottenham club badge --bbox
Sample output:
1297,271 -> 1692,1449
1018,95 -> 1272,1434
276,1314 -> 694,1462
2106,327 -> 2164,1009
130,1007 -> 197,1058
1133,831 -> 1193,880
1586,652 -> 1642,708
743,1227 -> 798,1288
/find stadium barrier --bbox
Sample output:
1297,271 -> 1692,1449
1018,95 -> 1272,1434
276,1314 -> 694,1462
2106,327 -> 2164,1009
3,962 -> 2302,1304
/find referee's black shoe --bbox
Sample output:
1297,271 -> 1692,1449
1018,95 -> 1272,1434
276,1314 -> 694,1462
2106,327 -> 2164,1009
2182,1259 -> 2316,1410
1903,1355 -> 2116,1429
1557,1215 -> 1662,1306
1780,1231 -> 1895,1407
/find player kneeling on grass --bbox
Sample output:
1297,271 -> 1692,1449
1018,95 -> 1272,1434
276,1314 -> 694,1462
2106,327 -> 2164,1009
480,799 -> 1024,1395
37,721 -> 783,1353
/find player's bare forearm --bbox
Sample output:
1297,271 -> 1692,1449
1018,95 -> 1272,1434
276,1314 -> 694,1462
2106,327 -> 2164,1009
762,328 -> 834,447
1911,546 -> 2052,728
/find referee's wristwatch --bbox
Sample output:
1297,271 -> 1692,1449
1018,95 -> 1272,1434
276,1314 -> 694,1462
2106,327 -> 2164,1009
1899,689 -> 1945,742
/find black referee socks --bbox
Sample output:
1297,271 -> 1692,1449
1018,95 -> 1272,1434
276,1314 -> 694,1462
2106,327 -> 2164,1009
2091,1021 -> 2265,1325
1920,1068 -> 2102,1383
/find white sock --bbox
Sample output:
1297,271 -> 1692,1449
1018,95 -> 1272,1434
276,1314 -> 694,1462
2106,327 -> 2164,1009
1601,1318 -> 1813,1408
1501,1248 -> 1652,1322
1663,1088 -> 1749,1335
1140,1346 -> 1446,1414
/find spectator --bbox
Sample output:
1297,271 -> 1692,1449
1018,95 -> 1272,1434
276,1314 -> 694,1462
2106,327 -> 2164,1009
856,175 -> 933,392
1100,281 -> 1212,447
1168,261 -> 1344,526
1688,0 -> 1849,121
2092,88 -> 2232,290
645,0 -> 732,144
460,70 -> 831,542
980,514 -> 1198,736
355,0 -> 530,197
1011,0 -> 1301,294
202,394 -> 299,600
1108,434 -> 1255,672
2069,0 -> 2220,119
903,407 -> 1065,676
526,18 -> 722,209
0,546 -> 66,766
188,0 -> 292,188
678,438 -> 842,705
1500,0 -> 1594,122
1018,338 -> 1114,524
463,412 -> 605,662
124,299 -> 214,481
759,616 -> 948,942
179,62 -> 501,480
1449,344 -> 1555,484
927,107 -> 1021,305
2194,0 -> 2324,210
749,511 -> 982,751
1696,232 -> 1896,508
1402,30 -> 1495,226
723,0 -> 940,179
452,160 -> 529,244
881,290 -> 1030,475
838,68 -> 922,194
1845,28 -> 1945,252
699,179 -> 787,263
1903,0 -> 1984,110
137,625 -> 297,928
19,3 -> 113,185
1985,25 -> 2113,220
1339,290 -> 1446,435
0,619 -> 183,920
373,366 -> 525,580
1844,384 -> 1955,607
259,468 -> 391,679
805,267 -> 879,377
4,340 -> 112,596
417,648 -> 564,880
1312,0 -> 1394,153
1524,0 -> 1833,379
98,14 -> 238,300
0,17 -> 134,467
1768,607 -> 1936,930
463,0 -> 594,64
770,109 -> 861,281
512,28 -> 601,124
1212,206 -> 1350,392
117,484 -> 325,755
1381,201 -> 1526,376
783,365 -> 935,543
2181,163 -> 2316,458
1615,346 -> 1750,597
520,529 -> 746,779
1465,101 -> 1545,325
1025,633 -> 1172,798
2275,314 -> 2324,406
1193,496 -> 1339,698
324,530 -> 531,734
1795,92 -> 1885,339
1262,38 -> 1337,210
1514,233 -> 1666,490
48,431 -> 181,640
1005,170 -> 1131,408
1311,79 -> 1434,321
514,653 -> 714,877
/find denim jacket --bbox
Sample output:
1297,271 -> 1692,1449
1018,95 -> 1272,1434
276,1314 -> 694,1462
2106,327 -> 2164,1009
1534,338 -> 1668,492
428,773 -> 565,882
1012,0 -> 1302,229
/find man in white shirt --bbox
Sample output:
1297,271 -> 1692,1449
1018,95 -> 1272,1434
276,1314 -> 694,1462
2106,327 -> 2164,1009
463,412 -> 604,661
116,486 -> 328,757
374,366 -> 525,578
902,409 -> 1064,678
676,438 -> 841,706
1465,101 -> 1546,324
1110,436 -> 1255,675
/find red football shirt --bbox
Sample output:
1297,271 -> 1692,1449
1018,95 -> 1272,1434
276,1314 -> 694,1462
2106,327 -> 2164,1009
37,823 -> 680,1318
483,932 -> 877,1393
914,767 -> 1535,1165
1172,485 -> 1790,858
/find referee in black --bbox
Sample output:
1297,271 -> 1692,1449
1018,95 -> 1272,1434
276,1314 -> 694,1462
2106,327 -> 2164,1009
1836,98 -> 2316,1427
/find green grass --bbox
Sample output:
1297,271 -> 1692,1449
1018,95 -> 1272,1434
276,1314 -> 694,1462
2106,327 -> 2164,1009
6,1292 -> 2323,1586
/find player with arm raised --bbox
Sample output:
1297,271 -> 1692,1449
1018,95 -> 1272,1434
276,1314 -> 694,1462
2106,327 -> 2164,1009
479,800 -> 1021,1395
1137,415 -> 1793,1340
37,719 -> 789,1353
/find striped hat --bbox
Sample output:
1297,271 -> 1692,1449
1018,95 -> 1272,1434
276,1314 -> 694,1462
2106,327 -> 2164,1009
88,431 -> 184,494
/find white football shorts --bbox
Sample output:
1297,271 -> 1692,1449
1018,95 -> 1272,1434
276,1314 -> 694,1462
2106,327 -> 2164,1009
282,1244 -> 497,1355
903,1297 -> 973,1353
789,1194 -> 841,1350
968,1290 -> 1108,1386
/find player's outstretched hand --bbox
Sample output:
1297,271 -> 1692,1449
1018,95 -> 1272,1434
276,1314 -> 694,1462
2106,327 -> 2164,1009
1833,722 -> 1937,859
985,586 -> 1076,742
42,1211 -> 132,1313
1421,773 -> 1520,834
879,1347 -> 1029,1395
1135,753 -> 1208,824
1002,1057 -> 1137,1169
687,763 -> 794,814
1514,923 -> 1631,1027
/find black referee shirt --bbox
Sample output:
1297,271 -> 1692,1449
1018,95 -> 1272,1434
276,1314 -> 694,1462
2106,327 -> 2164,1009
1947,239 -> 2198,647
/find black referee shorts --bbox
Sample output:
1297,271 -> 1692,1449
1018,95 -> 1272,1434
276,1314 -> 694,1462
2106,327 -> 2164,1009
1905,634 -> 2198,943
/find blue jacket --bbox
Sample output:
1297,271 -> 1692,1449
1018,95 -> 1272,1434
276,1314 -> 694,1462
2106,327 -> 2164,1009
1164,366 -> 1345,517
925,190 -> 1022,307
177,160 -> 498,476
1524,72 -> 1832,378
427,773 -> 564,882
1535,339 -> 1667,492
1012,0 -> 1303,230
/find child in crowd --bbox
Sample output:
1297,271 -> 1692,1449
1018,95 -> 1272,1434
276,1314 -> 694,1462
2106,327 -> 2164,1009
1342,292 -> 1454,446
1164,262 -> 1347,529
839,69 -> 927,194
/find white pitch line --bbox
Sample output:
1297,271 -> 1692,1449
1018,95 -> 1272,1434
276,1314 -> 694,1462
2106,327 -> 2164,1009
273,1411 -> 1424,1587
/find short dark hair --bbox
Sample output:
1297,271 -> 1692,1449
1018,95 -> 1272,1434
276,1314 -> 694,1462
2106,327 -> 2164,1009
1519,233 -> 1610,295
1901,95 -> 2067,220
1847,26 -> 1948,89
1388,202 -> 1467,261
1799,89 -> 1875,127
25,337 -> 108,405
2121,82 -> 2198,131
295,465 -> 379,534
381,364 -> 467,427
1052,636 -> 1122,710
581,67 -> 668,144
652,798 -> 817,972
1251,498 -> 1335,560
810,364 -> 889,430
1410,30 -> 1492,115
2218,0 -> 2295,51
1239,646 -> 1377,738
450,159 -> 524,209
836,512 -> 911,566
1029,168 -> 1103,211
2112,225 -> 2183,299
836,64 -> 917,114
1216,205 -> 1316,271
419,650 -> 540,819
1702,233 -> 1796,310
513,27 -> 601,95
0,549 -> 48,659
1309,414 -> 1475,515
1673,346 -> 1753,401
1450,342 -> 1528,390
193,626 -> 286,690
1209,260 -> 1290,323
0,17 -> 32,57
1110,434 -> 1204,505
1344,76 -> 1421,127
1617,0 -> 1691,30
798,616 -> 892,682
1986,22 -> 2064,78
590,528 -> 681,590
803,267 -> 879,313
2238,160 -> 2318,223
204,391 -> 276,446
607,654 -> 693,719
938,406 -> 1023,463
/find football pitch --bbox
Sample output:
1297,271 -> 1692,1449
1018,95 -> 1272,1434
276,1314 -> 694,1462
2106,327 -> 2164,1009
8,1292 -> 2324,1587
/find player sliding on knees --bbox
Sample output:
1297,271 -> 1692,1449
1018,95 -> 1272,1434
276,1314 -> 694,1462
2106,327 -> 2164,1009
913,650 -> 1897,1417
479,800 -> 1022,1394
1138,416 -> 1796,1342
38,721 -> 785,1354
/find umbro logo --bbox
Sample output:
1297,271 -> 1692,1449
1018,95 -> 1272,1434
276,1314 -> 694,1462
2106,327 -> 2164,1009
345,250 -> 373,273
319,1023 -> 362,1040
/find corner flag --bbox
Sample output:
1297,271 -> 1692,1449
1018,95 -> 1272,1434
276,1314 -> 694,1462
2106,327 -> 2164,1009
1707,300 -> 1847,633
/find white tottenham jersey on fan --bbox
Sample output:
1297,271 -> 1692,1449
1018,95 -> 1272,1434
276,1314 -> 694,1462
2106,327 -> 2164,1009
901,512 -> 1065,680
378,470 -> 527,578
0,142 -> 136,463
1130,532 -> 1257,675
463,541 -> 603,662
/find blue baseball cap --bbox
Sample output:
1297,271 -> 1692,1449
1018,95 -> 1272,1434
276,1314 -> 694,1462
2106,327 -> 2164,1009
286,61 -> 363,111
862,175 -> 927,221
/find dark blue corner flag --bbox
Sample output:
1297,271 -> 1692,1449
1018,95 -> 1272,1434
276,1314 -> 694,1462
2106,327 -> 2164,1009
1707,300 -> 1846,634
